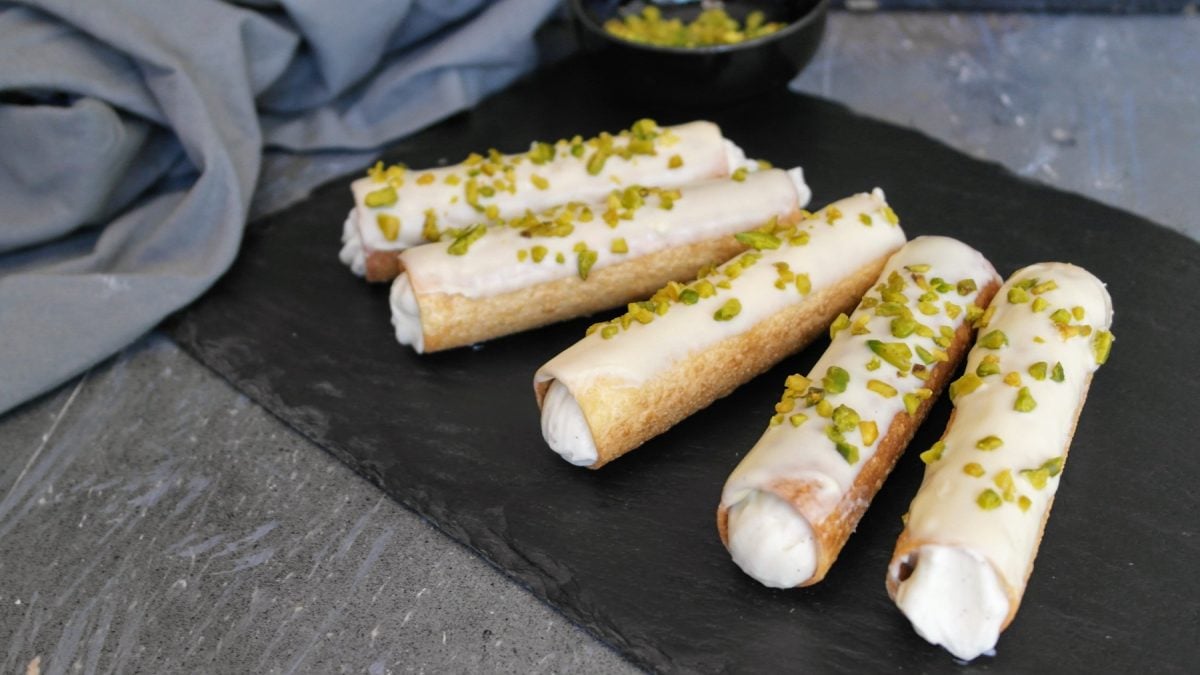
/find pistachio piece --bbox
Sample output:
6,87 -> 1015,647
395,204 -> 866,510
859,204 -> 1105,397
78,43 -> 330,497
865,357 -> 882,372
586,151 -> 609,175
1003,372 -> 1022,387
978,330 -> 1008,350
830,313 -> 851,339
1031,279 -> 1058,295
867,379 -> 898,398
731,167 -> 748,182
530,174 -> 550,190
1014,386 -> 1037,412
668,154 -> 683,169
1018,495 -> 1032,512
1093,330 -> 1114,365
555,252 -> 565,264
1050,308 -> 1072,325
1008,287 -> 1031,304
735,231 -> 781,250
919,440 -> 945,465
577,248 -> 598,280
1050,362 -> 1065,382
600,324 -> 619,339
891,317 -> 918,338
994,469 -> 1016,502
679,289 -> 700,305
964,462 -> 986,478
976,435 -> 1003,451
713,298 -> 741,322
957,279 -> 978,296
375,214 -> 400,241
902,393 -> 921,416
789,413 -> 809,428
977,489 -> 1003,511
823,366 -> 850,394
832,405 -> 860,433
883,205 -> 900,225
1020,467 -> 1050,490
976,354 -> 1001,377
915,345 -> 937,365
949,372 -> 983,401
859,421 -> 879,446
516,249 -> 528,262
867,340 -> 913,372
859,213 -> 873,226
816,399 -> 834,418
794,273 -> 811,295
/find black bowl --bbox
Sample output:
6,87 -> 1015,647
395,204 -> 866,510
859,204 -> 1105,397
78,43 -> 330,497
570,0 -> 829,107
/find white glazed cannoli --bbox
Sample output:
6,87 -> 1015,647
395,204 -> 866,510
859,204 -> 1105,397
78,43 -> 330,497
886,263 -> 1114,662
716,236 -> 1001,588
390,168 -> 811,353
341,119 -> 759,281
533,190 -> 907,469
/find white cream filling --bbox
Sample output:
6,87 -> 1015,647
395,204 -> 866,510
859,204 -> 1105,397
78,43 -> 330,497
786,167 -> 812,209
725,490 -> 818,588
539,380 -> 598,467
339,210 -> 366,277
389,273 -> 424,353
894,546 -> 1009,662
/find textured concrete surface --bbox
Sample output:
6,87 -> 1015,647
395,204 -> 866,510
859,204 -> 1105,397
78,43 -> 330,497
2,11 -> 1197,674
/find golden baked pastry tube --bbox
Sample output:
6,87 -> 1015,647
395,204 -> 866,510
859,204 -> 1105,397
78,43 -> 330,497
533,190 -> 908,469
390,168 -> 811,353
341,119 -> 760,281
716,236 -> 1001,589
886,263 -> 1114,662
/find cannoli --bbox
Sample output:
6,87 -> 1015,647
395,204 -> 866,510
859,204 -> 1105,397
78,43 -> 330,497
534,189 -> 908,469
341,119 -> 759,281
391,168 -> 811,353
886,263 -> 1114,661
716,236 -> 1001,588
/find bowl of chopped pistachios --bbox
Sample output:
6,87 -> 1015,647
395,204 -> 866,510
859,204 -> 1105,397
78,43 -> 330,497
571,0 -> 828,105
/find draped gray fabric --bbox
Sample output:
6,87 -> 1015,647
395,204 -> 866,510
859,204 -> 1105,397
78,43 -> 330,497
0,0 -> 560,414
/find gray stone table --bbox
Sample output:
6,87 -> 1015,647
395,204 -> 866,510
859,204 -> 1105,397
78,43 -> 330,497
3,11 -> 1197,674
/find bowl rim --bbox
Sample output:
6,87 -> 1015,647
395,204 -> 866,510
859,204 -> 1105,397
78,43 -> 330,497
569,0 -> 831,55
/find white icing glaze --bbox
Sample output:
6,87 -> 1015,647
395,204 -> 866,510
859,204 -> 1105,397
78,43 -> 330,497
726,490 -> 818,588
541,380 -> 598,466
535,190 -> 908,462
390,273 -> 424,353
349,121 -> 741,256
398,168 -> 807,300
339,211 -> 365,277
719,236 -> 999,587
894,545 -> 1009,662
892,262 -> 1113,661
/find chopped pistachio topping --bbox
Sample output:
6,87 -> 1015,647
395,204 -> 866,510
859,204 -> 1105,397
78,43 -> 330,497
1014,386 -> 1037,412
1008,287 -> 1031,304
979,330 -> 1009,350
735,231 -> 781,250
668,154 -> 683,169
994,469 -> 1016,501
415,172 -> 435,185
979,303 -> 997,328
859,421 -> 879,446
1031,279 -> 1058,295
976,354 -> 1001,377
1018,495 -> 1032,512
976,435 -> 1004,451
957,279 -> 978,296
825,206 -> 843,224
769,414 -> 784,427
610,238 -> 628,254
1050,308 -> 1072,325
731,167 -> 748,182
883,205 -> 900,225
600,325 -> 619,339
586,151 -> 609,175
944,302 -> 962,319
859,213 -> 873,226
823,366 -> 850,394
555,252 -> 565,264
1032,297 -> 1049,313
835,441 -> 859,464
949,372 -> 983,401
832,405 -> 861,433
1050,361 -> 1065,382
977,489 -> 1003,510
906,264 -> 932,274
865,357 -> 882,371
530,174 -> 550,190
422,210 -> 441,241
1003,371 -> 1023,387
850,315 -> 872,336
902,393 -> 921,416
713,298 -> 741,322
1093,330 -> 1114,365
1020,467 -> 1050,490
891,317 -> 918,338
783,413 -> 806,427
919,440 -> 945,464
867,340 -> 913,372
1072,306 -> 1086,320
966,303 -> 984,325
830,313 -> 851,339
678,289 -> 699,305
816,399 -> 833,418
963,462 -> 986,478
530,245 -> 548,263
918,301 -> 939,316
1028,361 -> 1048,381
516,249 -> 528,262
364,186 -> 398,208
375,214 -> 400,241
915,345 -> 937,365
577,248 -> 598,280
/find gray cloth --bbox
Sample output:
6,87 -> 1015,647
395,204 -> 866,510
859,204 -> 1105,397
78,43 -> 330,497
0,0 -> 559,415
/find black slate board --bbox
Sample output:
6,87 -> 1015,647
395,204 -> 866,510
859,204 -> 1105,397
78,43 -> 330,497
170,56 -> 1200,673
